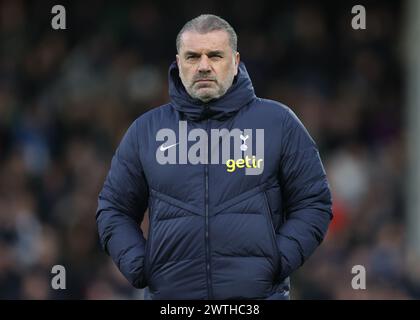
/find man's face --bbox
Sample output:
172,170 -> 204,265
176,30 -> 240,103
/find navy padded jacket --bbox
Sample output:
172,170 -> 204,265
96,61 -> 333,300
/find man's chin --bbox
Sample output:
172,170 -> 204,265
193,89 -> 219,102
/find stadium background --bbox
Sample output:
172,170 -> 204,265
1,0 -> 418,299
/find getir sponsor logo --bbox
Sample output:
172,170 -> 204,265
226,156 -> 263,172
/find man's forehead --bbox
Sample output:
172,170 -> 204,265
179,30 -> 230,53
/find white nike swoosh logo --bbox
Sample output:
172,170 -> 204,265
159,143 -> 179,151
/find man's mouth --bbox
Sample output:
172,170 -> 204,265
195,79 -> 215,83
194,79 -> 216,89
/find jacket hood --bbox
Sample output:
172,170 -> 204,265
168,60 -> 256,121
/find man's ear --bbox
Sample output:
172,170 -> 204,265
234,51 -> 240,76
176,54 -> 180,67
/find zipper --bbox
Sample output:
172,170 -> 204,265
204,117 -> 213,299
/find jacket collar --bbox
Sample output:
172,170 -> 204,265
168,61 -> 256,121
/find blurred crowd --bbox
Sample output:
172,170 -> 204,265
1,0 -> 418,299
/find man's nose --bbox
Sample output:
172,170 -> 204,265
197,55 -> 211,72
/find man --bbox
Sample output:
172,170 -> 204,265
96,14 -> 332,300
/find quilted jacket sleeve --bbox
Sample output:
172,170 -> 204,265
277,107 -> 333,281
96,119 -> 149,288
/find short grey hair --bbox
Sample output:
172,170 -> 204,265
176,14 -> 238,53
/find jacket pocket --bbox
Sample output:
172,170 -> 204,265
262,191 -> 281,269
144,199 -> 154,283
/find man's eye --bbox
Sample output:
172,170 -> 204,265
186,56 -> 198,60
